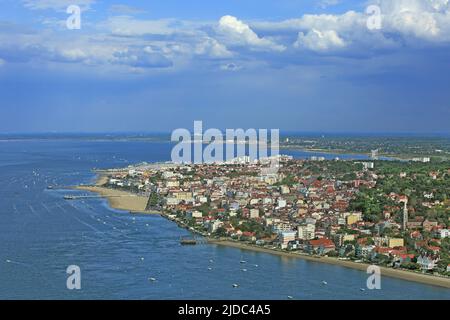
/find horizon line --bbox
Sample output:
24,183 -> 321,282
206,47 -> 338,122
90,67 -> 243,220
1,130 -> 449,138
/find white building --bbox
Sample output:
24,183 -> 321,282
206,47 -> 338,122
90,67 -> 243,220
273,221 -> 292,234
440,229 -> 449,239
198,196 -> 208,204
162,171 -> 175,179
360,245 -> 375,258
166,180 -> 180,188
417,255 -> 438,271
208,220 -> 223,233
165,197 -> 180,205
412,157 -> 431,163
187,211 -> 203,219
250,209 -> 259,219
298,224 -> 316,240
280,231 -> 297,249
361,162 -> 374,170
277,199 -> 287,209
280,185 -> 290,194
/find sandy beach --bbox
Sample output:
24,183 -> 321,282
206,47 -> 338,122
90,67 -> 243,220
208,240 -> 450,289
75,185 -> 158,214
94,174 -> 109,186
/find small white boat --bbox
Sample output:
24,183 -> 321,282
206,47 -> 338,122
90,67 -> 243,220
148,277 -> 156,282
287,296 -> 294,300
322,281 -> 328,285
360,288 -> 366,291
232,283 -> 239,288
241,269 -> 247,272
240,260 -> 246,264
207,267 -> 213,271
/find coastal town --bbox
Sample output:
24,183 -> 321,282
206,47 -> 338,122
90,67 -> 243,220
86,156 -> 450,279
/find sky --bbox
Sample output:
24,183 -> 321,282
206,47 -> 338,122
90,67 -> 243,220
0,0 -> 449,134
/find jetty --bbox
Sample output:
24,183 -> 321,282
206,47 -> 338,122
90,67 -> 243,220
63,194 -> 132,200
180,237 -> 198,245
179,236 -> 208,245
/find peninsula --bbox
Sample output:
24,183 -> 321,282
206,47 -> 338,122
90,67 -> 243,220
75,157 -> 450,289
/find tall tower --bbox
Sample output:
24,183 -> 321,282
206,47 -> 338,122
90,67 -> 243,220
402,199 -> 408,231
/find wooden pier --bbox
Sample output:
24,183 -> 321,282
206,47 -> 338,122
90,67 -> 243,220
180,236 -> 208,245
63,194 -> 130,200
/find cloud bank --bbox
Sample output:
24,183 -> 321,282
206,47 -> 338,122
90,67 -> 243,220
0,0 -> 449,72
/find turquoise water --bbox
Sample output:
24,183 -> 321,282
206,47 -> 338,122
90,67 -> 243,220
0,139 -> 448,299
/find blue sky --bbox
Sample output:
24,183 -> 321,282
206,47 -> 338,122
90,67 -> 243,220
0,0 -> 449,133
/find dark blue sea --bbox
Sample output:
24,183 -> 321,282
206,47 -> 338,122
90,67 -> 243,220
0,139 -> 448,299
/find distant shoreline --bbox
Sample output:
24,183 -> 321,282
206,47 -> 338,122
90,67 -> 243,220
78,173 -> 450,290
280,146 -> 410,160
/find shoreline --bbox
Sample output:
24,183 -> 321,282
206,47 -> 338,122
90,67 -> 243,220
281,146 -> 449,161
208,239 -> 450,289
79,173 -> 450,290
280,146 -> 404,160
74,179 -> 158,214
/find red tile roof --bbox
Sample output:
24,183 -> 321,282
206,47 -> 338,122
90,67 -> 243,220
309,238 -> 335,248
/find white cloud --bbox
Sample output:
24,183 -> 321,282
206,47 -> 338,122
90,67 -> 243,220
195,37 -> 233,58
51,48 -> 87,62
217,15 -> 286,52
253,0 -> 450,50
294,29 -> 346,51
252,11 -> 364,33
0,26 -> 174,70
112,48 -> 173,69
3,0 -> 450,72
378,0 -> 448,40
